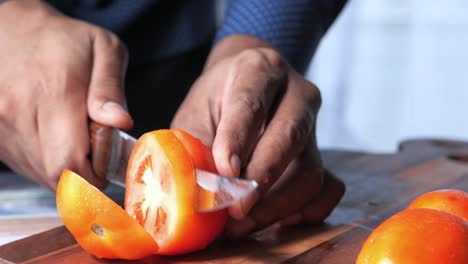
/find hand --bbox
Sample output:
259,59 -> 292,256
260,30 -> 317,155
0,0 -> 132,190
171,35 -> 345,237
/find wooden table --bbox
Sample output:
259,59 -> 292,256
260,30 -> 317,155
0,139 -> 467,263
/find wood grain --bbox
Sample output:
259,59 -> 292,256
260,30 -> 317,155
1,139 -> 468,263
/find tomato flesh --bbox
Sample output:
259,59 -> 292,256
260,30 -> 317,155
125,129 -> 227,255
126,136 -> 177,247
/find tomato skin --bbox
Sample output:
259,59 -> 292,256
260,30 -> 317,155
356,208 -> 468,264
407,189 -> 468,222
125,129 -> 227,255
171,129 -> 217,172
171,128 -> 228,235
56,170 -> 158,259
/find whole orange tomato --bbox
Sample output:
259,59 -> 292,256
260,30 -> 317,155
407,189 -> 468,222
356,208 -> 468,264
125,129 -> 227,255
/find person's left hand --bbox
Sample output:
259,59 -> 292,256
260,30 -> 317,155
171,35 -> 345,237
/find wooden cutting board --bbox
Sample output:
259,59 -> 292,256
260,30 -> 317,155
1,139 -> 468,264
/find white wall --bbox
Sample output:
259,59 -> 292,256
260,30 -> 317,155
309,0 -> 468,152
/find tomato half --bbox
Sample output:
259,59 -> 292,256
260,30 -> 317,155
56,170 -> 158,259
125,129 -> 227,255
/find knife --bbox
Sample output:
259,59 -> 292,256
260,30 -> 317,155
89,122 -> 258,213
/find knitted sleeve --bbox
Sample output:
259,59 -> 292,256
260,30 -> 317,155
216,0 -> 347,73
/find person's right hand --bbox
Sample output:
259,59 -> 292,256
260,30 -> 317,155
0,0 -> 132,190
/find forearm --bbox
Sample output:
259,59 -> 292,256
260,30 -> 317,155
215,0 -> 348,73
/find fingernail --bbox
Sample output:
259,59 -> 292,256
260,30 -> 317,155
102,101 -> 131,118
230,154 -> 241,176
230,190 -> 259,220
229,200 -> 245,220
227,217 -> 257,238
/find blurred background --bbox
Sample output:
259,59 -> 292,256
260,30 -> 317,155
310,0 -> 468,152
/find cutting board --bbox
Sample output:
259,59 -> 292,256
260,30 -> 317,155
1,139 -> 468,263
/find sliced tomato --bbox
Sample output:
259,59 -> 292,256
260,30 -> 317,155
171,128 -> 218,210
125,129 -> 227,255
171,129 -> 216,172
56,169 -> 158,259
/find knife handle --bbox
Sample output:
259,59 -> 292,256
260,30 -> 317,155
89,121 -> 114,180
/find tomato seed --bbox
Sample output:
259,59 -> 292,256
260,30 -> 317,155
134,201 -> 148,226
155,207 -> 167,233
91,223 -> 105,237
136,156 -> 152,184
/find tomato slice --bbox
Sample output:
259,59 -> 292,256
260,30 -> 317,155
125,129 -> 227,255
171,128 -> 217,210
171,129 -> 217,172
56,170 -> 158,259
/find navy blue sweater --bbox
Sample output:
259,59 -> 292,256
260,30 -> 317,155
3,0 -> 347,73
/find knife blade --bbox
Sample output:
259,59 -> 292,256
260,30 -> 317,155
89,122 -> 258,213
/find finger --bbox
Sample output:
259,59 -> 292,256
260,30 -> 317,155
212,49 -> 287,177
299,170 -> 346,223
228,77 -> 321,219
39,81 -> 107,190
279,169 -> 345,227
279,212 -> 303,227
87,30 -> 133,130
225,145 -> 323,237
170,76 -> 218,147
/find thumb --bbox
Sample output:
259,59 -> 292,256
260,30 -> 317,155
87,30 -> 133,130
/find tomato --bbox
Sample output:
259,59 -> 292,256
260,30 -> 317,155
407,189 -> 468,222
125,129 -> 227,255
171,129 -> 216,173
56,170 -> 158,259
356,208 -> 468,264
171,128 -> 218,210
